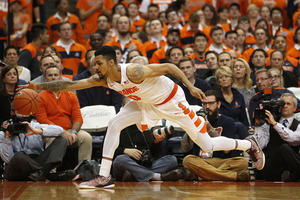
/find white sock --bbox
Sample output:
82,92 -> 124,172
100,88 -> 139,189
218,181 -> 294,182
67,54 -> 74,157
235,140 -> 251,151
99,159 -> 112,177
151,173 -> 161,181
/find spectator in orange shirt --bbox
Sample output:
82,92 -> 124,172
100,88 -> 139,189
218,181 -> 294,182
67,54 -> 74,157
206,26 -> 232,54
113,3 -> 128,16
256,19 -> 273,47
287,27 -> 300,60
131,31 -> 149,44
97,14 -> 110,31
223,3 -> 241,32
224,30 -> 243,58
139,0 -> 172,20
106,16 -> 146,62
170,0 -> 190,26
260,6 -> 271,24
3,0 -> 30,49
147,4 -> 160,20
166,9 -> 183,29
203,4 -> 218,28
286,10 -> 300,51
243,27 -> 274,62
247,4 -> 259,30
144,19 -> 167,60
46,0 -> 85,45
128,2 -> 146,31
76,0 -> 113,37
237,16 -> 255,47
180,11 -> 211,47
151,27 -> 180,64
269,7 -> 289,39
52,21 -> 87,75
217,6 -> 230,26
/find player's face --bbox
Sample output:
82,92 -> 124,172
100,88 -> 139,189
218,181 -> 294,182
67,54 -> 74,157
273,36 -> 287,52
212,30 -> 223,45
4,68 -> 18,85
44,67 -> 61,82
232,60 -> 246,79
40,57 -> 55,73
179,61 -> 196,80
94,55 -> 110,79
280,96 -> 296,118
218,54 -> 232,68
194,36 -> 208,54
225,33 -> 237,49
256,72 -> 272,91
270,52 -> 284,70
5,48 -> 19,65
59,23 -> 73,40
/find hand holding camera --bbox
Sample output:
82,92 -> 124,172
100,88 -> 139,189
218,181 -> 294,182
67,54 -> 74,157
124,148 -> 143,161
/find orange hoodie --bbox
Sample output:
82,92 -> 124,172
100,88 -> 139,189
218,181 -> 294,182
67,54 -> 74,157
287,9 -> 300,51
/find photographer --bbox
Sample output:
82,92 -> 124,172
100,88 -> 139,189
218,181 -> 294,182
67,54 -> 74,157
0,104 -> 76,182
182,90 -> 249,182
112,124 -> 181,182
253,93 -> 300,181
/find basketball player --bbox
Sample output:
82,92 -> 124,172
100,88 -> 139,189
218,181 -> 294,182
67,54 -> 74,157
21,46 -> 265,188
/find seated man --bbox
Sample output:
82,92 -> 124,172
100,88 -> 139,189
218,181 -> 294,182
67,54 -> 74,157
113,124 -> 181,182
182,90 -> 249,182
0,106 -> 75,181
35,65 -> 92,166
253,93 -> 300,181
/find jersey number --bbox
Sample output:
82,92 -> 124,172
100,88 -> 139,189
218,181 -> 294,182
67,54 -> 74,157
127,95 -> 141,101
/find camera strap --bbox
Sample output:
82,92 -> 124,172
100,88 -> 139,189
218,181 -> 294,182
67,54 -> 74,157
125,128 -> 151,150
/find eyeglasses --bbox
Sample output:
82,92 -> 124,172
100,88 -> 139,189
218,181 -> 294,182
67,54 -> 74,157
272,13 -> 282,16
256,77 -> 270,82
202,101 -> 217,106
272,75 -> 280,79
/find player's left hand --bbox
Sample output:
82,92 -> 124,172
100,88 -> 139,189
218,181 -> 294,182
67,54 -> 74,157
17,81 -> 37,91
189,86 -> 206,101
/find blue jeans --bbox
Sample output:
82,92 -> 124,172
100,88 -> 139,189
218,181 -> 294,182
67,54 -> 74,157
113,154 -> 178,181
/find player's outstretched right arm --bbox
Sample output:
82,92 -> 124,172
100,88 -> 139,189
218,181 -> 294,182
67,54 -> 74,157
19,74 -> 107,92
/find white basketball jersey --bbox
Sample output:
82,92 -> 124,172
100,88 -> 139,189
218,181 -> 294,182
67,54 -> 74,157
107,64 -> 175,104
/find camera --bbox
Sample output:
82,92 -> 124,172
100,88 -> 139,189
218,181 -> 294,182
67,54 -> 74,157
0,115 -> 33,135
253,88 -> 285,121
196,107 -> 208,118
137,149 -> 153,168
152,125 -> 174,136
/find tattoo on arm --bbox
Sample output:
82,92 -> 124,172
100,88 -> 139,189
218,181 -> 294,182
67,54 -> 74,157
37,80 -> 78,91
132,65 -> 144,81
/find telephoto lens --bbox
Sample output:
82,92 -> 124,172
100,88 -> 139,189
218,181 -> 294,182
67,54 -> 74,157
153,125 -> 174,135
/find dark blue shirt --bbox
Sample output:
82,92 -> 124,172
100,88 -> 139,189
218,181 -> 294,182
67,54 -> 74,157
218,87 -> 249,127
177,78 -> 212,106
74,69 -> 123,113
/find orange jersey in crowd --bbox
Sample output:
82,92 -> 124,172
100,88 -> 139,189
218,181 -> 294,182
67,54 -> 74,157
53,41 -> 87,75
180,23 -> 211,47
76,0 -> 114,35
9,13 -> 30,48
242,46 -> 274,63
286,10 -> 300,51
187,0 -> 212,15
46,13 -> 86,45
0,0 -> 28,29
217,0 -> 249,16
144,37 -> 167,60
266,56 -> 300,74
151,45 -> 168,64
131,16 -> 146,31
205,44 -> 232,54
35,91 -> 83,130
106,37 -> 146,57
287,44 -> 300,60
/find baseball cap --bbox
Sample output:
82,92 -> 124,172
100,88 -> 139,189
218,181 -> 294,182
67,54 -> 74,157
167,27 -> 180,35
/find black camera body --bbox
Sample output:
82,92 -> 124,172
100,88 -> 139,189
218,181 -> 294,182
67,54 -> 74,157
137,149 -> 153,168
253,88 -> 285,121
0,115 -> 33,136
196,107 -> 208,118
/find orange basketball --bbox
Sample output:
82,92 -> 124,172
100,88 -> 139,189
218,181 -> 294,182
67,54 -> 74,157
13,89 -> 40,115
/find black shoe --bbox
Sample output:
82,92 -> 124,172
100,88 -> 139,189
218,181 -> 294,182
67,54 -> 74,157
161,169 -> 181,181
122,170 -> 133,182
184,169 -> 198,181
281,171 -> 292,182
29,170 -> 46,182
58,170 -> 76,181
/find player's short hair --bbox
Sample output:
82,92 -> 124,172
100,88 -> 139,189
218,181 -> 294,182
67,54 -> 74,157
95,46 -> 117,64
31,23 -> 48,40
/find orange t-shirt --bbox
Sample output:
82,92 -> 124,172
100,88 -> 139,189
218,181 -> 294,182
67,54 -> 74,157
76,0 -> 114,35
0,0 -> 28,29
8,13 -> 30,48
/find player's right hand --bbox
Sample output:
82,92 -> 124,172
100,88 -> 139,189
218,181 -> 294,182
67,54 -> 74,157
189,86 -> 206,101
17,81 -> 37,91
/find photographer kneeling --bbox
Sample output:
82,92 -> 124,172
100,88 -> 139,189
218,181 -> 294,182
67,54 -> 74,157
0,104 -> 76,181
112,124 -> 181,182
253,93 -> 300,182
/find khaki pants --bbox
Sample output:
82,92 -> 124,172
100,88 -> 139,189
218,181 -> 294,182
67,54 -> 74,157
183,155 -> 248,181
45,129 -> 92,164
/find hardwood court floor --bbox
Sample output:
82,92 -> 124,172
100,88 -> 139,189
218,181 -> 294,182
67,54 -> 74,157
1,180 -> 300,200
